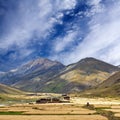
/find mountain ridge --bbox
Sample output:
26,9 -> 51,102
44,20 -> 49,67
0,57 -> 119,93
36,57 -> 119,93
0,58 -> 65,85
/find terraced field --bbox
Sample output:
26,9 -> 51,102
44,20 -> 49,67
0,103 -> 107,120
0,97 -> 119,120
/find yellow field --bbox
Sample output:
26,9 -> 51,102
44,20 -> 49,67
0,115 -> 108,120
0,97 -> 119,120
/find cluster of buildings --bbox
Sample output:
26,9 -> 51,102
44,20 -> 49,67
36,94 -> 70,104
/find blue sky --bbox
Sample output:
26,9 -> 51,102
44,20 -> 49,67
0,0 -> 120,71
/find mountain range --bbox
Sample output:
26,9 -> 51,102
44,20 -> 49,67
0,57 -> 119,95
38,57 -> 119,93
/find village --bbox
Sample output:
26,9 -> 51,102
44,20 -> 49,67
35,94 -> 70,104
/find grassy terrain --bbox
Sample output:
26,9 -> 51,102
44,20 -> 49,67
0,111 -> 23,115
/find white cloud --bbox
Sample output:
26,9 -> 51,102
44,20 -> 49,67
0,0 -> 53,50
2,0 -> 120,66
53,30 -> 78,52
85,0 -> 104,17
51,0 -> 120,65
55,0 -> 76,10
0,0 -> 77,57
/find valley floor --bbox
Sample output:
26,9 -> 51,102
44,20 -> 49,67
0,97 -> 120,120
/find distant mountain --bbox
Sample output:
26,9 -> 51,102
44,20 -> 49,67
0,83 -> 24,95
35,57 -> 119,93
0,57 -> 119,93
0,58 -> 65,85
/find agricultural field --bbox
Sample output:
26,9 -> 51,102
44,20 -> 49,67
0,95 -> 119,120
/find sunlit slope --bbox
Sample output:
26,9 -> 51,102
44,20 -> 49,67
0,83 -> 24,94
80,71 -> 120,97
